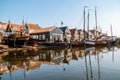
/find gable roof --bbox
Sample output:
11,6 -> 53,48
27,24 -> 41,30
30,26 -> 55,34
77,29 -> 83,34
9,24 -> 23,31
0,22 -> 41,32
70,29 -> 76,36
6,24 -> 12,32
90,30 -> 95,34
59,26 -> 68,33
5,23 -> 24,32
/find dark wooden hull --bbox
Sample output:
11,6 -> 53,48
72,41 -> 108,47
7,38 -> 26,47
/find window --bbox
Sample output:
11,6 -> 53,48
32,35 -> 38,39
42,34 -> 45,40
39,35 -> 42,40
13,26 -> 17,30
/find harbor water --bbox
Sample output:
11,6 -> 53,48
0,45 -> 120,80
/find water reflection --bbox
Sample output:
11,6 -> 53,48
0,45 -> 119,80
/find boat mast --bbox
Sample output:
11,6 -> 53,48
95,7 -> 98,39
83,6 -> 88,40
87,9 -> 90,40
110,24 -> 113,40
22,16 -> 25,30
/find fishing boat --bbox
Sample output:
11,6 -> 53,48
93,7 -> 108,46
2,20 -> 29,47
72,7 -> 95,47
85,7 -> 108,47
84,8 -> 95,46
84,40 -> 95,45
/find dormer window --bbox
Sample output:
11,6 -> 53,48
0,26 -> 2,28
13,26 -> 17,30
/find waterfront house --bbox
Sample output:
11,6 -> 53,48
77,29 -> 84,41
2,21 -> 30,46
0,22 -> 7,33
85,30 -> 95,40
30,26 -> 63,43
90,29 -> 107,41
59,26 -> 71,43
70,28 -> 79,41
0,22 -> 7,43
3,23 -> 27,38
0,21 -> 26,44
0,21 -> 26,34
90,29 -> 103,38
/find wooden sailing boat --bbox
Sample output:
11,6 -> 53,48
92,7 -> 107,46
84,9 -> 95,46
72,6 -> 88,47
72,6 -> 95,47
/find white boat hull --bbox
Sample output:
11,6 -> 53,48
84,40 -> 95,45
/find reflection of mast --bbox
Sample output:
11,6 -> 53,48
112,46 -> 114,62
96,49 -> 100,80
7,65 -> 12,80
84,50 -> 89,80
23,62 -> 27,80
88,51 -> 93,80
10,70 -> 12,80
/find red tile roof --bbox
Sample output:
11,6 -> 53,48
0,22 -> 6,26
0,22 -> 41,32
0,22 -> 7,31
27,24 -> 41,30
9,24 -> 23,31
0,21 -> 24,32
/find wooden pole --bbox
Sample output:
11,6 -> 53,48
110,24 -> 113,40
83,7 -> 86,40
95,7 -> 98,39
87,9 -> 90,40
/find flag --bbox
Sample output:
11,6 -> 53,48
22,18 -> 24,25
61,21 -> 63,26
8,19 -> 10,24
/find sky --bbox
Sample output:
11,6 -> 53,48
0,0 -> 120,36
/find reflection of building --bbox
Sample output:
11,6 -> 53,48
24,60 -> 41,71
0,65 -> 8,74
39,49 -> 64,65
71,48 -> 80,60
27,46 -> 38,56
63,48 -> 72,64
0,45 -> 111,78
